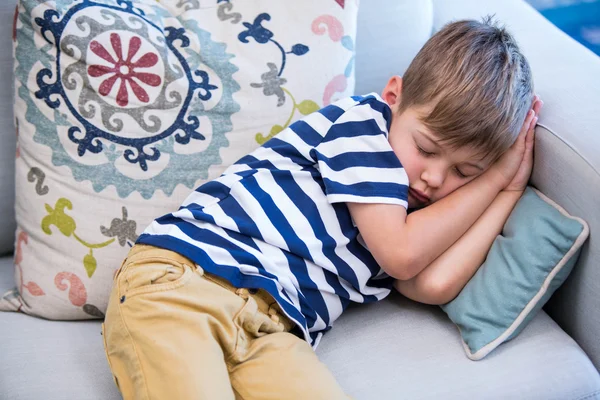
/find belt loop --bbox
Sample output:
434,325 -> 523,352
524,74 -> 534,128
187,263 -> 204,275
236,288 -> 249,300
268,307 -> 280,324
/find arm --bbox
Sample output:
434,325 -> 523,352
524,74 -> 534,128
348,169 -> 504,280
394,189 -> 523,305
394,98 -> 542,303
350,98 -> 541,281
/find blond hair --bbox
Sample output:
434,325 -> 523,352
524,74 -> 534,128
399,16 -> 534,162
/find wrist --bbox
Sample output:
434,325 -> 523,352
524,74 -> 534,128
496,189 -> 524,215
482,168 -> 507,193
501,188 -> 525,198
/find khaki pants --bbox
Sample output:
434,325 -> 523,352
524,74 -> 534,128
102,244 -> 349,400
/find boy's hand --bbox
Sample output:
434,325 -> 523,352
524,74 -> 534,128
504,96 -> 543,192
489,96 -> 543,190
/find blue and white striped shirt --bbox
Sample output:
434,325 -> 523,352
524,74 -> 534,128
137,93 -> 410,347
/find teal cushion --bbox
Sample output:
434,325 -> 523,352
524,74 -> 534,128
441,187 -> 589,360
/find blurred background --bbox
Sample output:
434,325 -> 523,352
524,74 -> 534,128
526,0 -> 600,56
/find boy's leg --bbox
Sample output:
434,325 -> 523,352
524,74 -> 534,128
230,332 -> 350,400
224,289 -> 350,400
102,245 -> 244,400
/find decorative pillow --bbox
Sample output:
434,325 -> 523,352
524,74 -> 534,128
0,0 -> 358,319
441,187 -> 589,361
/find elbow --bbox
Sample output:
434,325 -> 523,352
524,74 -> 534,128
422,279 -> 455,305
381,248 -> 424,281
417,275 -> 458,305
394,273 -> 455,306
389,248 -> 462,305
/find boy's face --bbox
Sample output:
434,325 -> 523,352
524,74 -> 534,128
382,76 -> 492,210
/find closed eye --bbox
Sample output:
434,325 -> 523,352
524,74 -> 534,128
417,145 -> 435,157
418,145 -> 470,178
454,168 -> 468,178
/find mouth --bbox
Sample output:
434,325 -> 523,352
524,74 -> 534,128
409,188 -> 430,204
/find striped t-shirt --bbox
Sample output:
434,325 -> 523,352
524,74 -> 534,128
137,93 -> 410,347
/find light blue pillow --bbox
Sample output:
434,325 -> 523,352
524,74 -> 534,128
441,187 -> 589,360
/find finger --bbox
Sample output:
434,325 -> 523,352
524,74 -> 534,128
528,112 -> 538,131
528,95 -> 542,119
530,95 -> 539,112
530,116 -> 538,133
527,116 -> 538,146
533,99 -> 543,116
522,110 -> 536,134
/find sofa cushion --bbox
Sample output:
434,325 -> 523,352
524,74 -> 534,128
1,257 -> 599,400
441,187 -> 589,360
3,0 -> 358,320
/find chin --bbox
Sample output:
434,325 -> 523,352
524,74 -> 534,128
408,199 -> 431,210
408,203 -> 424,211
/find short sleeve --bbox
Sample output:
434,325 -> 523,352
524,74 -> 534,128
313,96 -> 409,208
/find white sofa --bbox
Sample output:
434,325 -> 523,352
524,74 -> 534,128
1,1 -> 600,398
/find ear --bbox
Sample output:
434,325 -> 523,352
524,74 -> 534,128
381,76 -> 403,108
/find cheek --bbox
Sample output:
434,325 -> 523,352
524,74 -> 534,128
389,134 -> 422,184
399,150 -> 421,182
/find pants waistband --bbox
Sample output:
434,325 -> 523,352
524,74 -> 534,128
122,244 -> 296,332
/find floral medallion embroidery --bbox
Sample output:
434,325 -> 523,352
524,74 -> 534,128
17,0 -> 240,198
88,33 -> 162,107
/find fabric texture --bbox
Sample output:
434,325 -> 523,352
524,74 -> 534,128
441,187 -> 589,360
137,93 -> 409,347
2,0 -> 358,320
104,244 -> 349,400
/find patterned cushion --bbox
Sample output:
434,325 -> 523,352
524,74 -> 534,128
1,0 -> 358,319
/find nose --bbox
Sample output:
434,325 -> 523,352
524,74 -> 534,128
421,164 -> 446,189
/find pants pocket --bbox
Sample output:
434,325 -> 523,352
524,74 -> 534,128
101,323 -> 120,391
120,258 -> 194,299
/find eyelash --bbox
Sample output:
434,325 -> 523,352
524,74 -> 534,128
416,146 -> 468,178
454,169 -> 468,178
417,145 -> 434,157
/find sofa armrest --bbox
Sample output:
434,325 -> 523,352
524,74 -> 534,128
430,0 -> 600,370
